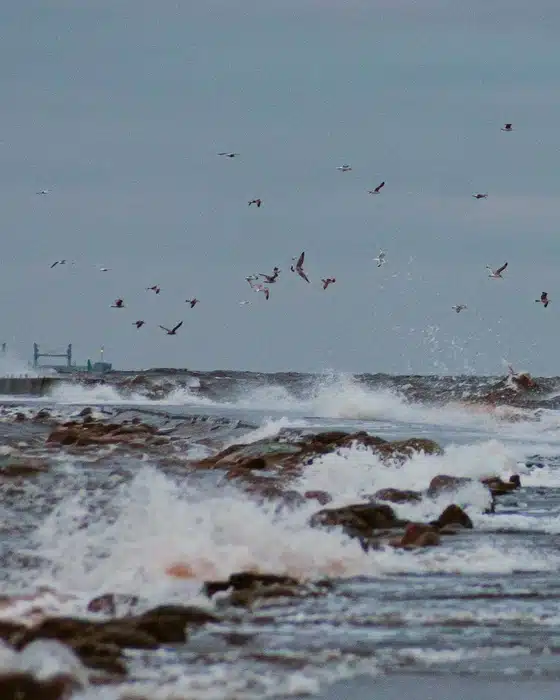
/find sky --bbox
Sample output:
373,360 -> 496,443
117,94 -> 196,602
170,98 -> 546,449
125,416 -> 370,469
1,0 -> 560,375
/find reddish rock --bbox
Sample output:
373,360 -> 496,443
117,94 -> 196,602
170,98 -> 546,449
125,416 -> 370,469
373,488 -> 423,504
427,474 -> 473,497
390,523 -> 441,548
304,490 -> 332,505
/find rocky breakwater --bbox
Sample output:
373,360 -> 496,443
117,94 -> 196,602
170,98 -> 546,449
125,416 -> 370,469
190,428 -> 522,550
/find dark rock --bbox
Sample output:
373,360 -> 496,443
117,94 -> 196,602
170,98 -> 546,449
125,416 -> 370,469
0,672 -> 76,700
373,488 -> 422,504
0,620 -> 26,644
309,502 -> 406,549
431,504 -> 473,530
481,474 -> 521,496
14,413 -> 26,422
237,457 -> 267,470
33,409 -> 52,422
204,571 -> 299,598
66,639 -> 127,676
427,474 -> 473,497
78,407 -> 93,417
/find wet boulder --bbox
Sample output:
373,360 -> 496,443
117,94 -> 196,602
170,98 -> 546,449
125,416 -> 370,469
430,504 -> 473,530
481,474 -> 521,497
0,672 -> 76,700
427,474 -> 473,498
204,571 -> 299,598
390,523 -> 441,549
309,502 -> 406,549
373,488 -> 423,504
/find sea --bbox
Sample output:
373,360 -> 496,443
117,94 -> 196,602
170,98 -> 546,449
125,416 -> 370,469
2,367 -> 560,699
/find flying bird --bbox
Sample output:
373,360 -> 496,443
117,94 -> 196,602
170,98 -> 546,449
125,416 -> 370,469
452,304 -> 467,313
239,300 -> 251,306
50,260 -> 66,268
185,298 -> 199,308
487,262 -> 508,279
146,285 -> 161,294
159,321 -> 183,335
368,181 -> 385,195
373,251 -> 386,268
472,193 -> 488,199
535,292 -> 550,308
336,164 -> 352,172
36,189 -> 49,195
321,278 -> 336,290
111,299 -> 125,308
246,275 -> 259,287
248,199 -> 262,207
218,152 -> 239,158
291,252 -> 310,283
501,123 -> 513,132
259,267 -> 280,284
253,284 -> 270,300
98,267 -> 110,272
134,320 -> 145,329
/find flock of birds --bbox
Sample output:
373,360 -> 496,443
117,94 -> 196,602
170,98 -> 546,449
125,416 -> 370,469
45,122 -> 550,337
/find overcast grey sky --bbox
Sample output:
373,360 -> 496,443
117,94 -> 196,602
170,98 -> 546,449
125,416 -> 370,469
1,0 -> 559,374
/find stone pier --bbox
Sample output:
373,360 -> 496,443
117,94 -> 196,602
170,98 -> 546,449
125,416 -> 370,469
0,376 -> 66,396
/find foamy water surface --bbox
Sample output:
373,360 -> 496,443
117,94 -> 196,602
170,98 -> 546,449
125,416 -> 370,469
2,372 -> 560,697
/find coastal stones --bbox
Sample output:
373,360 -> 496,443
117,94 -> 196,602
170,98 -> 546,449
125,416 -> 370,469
0,672 -> 76,700
373,488 -> 423,504
481,475 -> 521,497
190,431 -> 443,500
390,523 -> 441,548
309,502 -> 406,549
46,420 -> 157,448
427,475 -> 473,498
10,604 -> 220,676
430,504 -> 473,530
203,571 -> 323,607
204,572 -> 299,598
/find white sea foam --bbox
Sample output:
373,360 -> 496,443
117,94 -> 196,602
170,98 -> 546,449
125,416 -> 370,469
28,463 -> 560,607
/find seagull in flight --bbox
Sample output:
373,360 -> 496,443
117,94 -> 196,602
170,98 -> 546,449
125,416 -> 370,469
321,278 -> 336,290
246,275 -> 260,287
185,298 -> 200,308
336,164 -> 352,172
259,267 -> 280,284
111,298 -> 125,308
368,181 -> 385,195
239,300 -> 251,306
248,198 -> 262,208
452,304 -> 467,313
487,262 -> 508,279
36,189 -> 49,195
134,320 -> 145,329
501,123 -> 513,132
291,252 -> 310,283
218,152 -> 239,158
373,251 -> 386,268
98,266 -> 110,272
535,292 -> 550,308
472,193 -> 488,199
50,259 -> 66,268
146,285 -> 161,294
253,284 -> 270,300
159,321 -> 183,335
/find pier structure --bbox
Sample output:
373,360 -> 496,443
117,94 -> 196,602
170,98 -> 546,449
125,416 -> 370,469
33,343 -> 72,370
